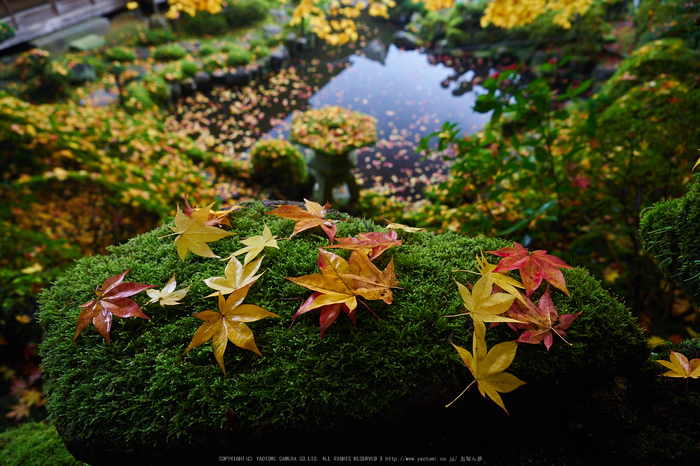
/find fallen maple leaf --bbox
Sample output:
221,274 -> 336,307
182,192 -> 240,228
169,202 -> 234,261
229,222 -> 279,266
323,230 -> 402,260
387,222 -> 424,233
453,271 -> 520,323
184,286 -> 279,375
146,273 -> 189,307
447,317 -> 526,414
487,242 -> 574,296
74,270 -> 154,344
287,249 -> 398,336
266,199 -> 338,243
475,253 -> 525,303
204,255 -> 264,297
506,285 -> 581,350
657,351 -> 700,380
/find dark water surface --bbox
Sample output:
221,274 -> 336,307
167,20 -> 501,200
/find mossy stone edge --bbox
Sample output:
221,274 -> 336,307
38,202 -> 647,464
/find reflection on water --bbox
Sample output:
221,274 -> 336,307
167,21 -> 504,201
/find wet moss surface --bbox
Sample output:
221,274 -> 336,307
38,202 -> 671,464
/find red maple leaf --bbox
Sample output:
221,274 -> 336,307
74,270 -> 154,344
486,242 -> 574,296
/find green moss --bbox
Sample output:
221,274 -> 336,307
0,421 -> 83,466
640,180 -> 700,307
38,204 -> 646,459
152,44 -> 187,62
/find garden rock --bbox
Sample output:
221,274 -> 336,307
38,204 -> 649,464
269,46 -> 290,71
68,34 -> 105,52
181,78 -> 197,95
225,68 -> 250,87
194,71 -> 211,89
68,62 -> 96,84
211,69 -> 226,86
79,88 -> 118,107
262,24 -> 283,39
269,8 -> 288,23
393,30 -> 422,49
148,15 -> 169,30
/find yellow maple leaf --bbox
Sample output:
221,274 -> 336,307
387,222 -> 425,233
184,287 -> 279,375
453,271 -> 520,323
204,255 -> 264,297
657,351 -> 700,379
475,253 -> 525,303
146,273 -> 189,307
447,317 -> 526,414
230,223 -> 279,266
169,203 -> 233,261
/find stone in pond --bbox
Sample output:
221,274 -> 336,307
68,34 -> 105,52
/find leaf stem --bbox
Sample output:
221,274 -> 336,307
446,380 -> 475,408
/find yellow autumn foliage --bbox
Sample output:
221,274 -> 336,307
166,0 -> 225,19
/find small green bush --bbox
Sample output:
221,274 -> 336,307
152,44 -> 187,61
202,54 -> 226,73
179,59 -> 200,78
198,43 -> 216,57
177,11 -> 228,37
104,45 -> 137,62
133,27 -> 176,46
124,81 -> 156,113
250,138 -> 308,197
141,75 -> 170,105
225,49 -> 251,67
224,0 -> 269,28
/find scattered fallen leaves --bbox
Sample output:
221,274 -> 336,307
323,229 -> 401,260
146,273 -> 189,307
487,242 -> 574,296
447,317 -> 526,414
454,271 -> 519,323
168,202 -> 234,261
266,199 -> 338,243
184,286 -> 279,375
74,270 -> 154,344
204,255 -> 265,297
475,253 -> 525,302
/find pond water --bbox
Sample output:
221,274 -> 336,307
166,20 -> 507,201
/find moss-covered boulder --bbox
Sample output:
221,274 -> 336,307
640,180 -> 700,306
38,203 -> 647,464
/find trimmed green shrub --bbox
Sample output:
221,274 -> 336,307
124,81 -> 157,113
202,54 -> 226,73
38,204 -> 647,461
177,11 -> 228,37
224,0 -> 269,28
197,43 -> 216,57
132,27 -> 176,46
0,421 -> 83,466
152,44 -> 187,61
250,139 -> 308,197
640,180 -> 700,307
225,49 -> 251,67
179,59 -> 200,78
13,48 -> 50,80
103,45 -> 137,63
141,75 -> 170,105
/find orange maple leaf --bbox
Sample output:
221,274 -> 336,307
265,199 -> 339,243
323,229 -> 402,260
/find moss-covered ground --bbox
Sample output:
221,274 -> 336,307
37,202 -> 650,463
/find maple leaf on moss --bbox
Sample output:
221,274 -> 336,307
453,271 -> 520,323
184,286 -> 279,375
74,270 -> 154,344
182,192 -> 241,228
228,222 -> 279,266
323,230 -> 402,260
387,222 -> 424,233
265,199 -> 338,243
169,202 -> 233,261
288,249 -> 399,337
475,253 -> 525,303
506,285 -> 581,350
203,255 -> 264,297
146,273 -> 189,307
447,317 -> 526,414
486,242 -> 574,296
657,351 -> 700,379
